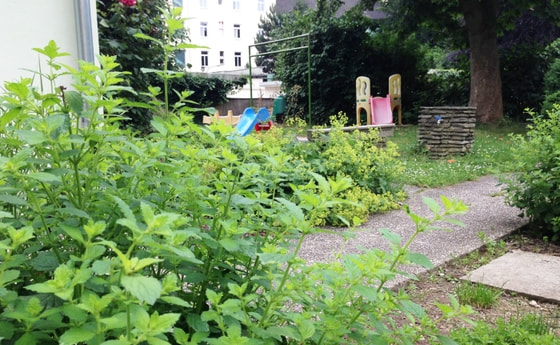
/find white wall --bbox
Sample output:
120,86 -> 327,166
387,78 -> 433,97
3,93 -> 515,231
0,0 -> 98,89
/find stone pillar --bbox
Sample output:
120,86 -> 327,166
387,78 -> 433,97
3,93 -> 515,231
418,107 -> 476,159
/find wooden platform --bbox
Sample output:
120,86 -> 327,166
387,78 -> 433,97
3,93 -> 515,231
306,124 -> 395,141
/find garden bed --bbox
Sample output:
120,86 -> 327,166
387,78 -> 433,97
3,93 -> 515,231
306,124 -> 395,141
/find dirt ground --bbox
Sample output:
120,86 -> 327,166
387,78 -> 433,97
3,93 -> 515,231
400,230 -> 560,340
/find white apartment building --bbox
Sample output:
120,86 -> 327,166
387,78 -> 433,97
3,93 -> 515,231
177,0 -> 275,73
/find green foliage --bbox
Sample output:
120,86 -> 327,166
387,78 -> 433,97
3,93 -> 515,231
541,58 -> 560,114
501,43 -> 548,120
455,281 -> 502,308
96,0 -> 242,131
504,107 -> 560,241
451,313 -> 560,344
0,35 -> 478,344
257,2 -> 429,125
390,124 -> 525,188
260,112 -> 406,225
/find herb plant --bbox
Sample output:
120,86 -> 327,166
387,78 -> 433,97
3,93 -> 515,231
0,7 -> 475,344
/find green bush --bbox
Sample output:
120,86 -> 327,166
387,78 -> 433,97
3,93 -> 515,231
259,112 -> 406,226
451,314 -> 560,344
0,8 -> 477,343
504,107 -> 560,240
0,41 -> 477,344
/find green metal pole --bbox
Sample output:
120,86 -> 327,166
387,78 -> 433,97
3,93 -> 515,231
307,34 -> 312,127
248,45 -> 253,108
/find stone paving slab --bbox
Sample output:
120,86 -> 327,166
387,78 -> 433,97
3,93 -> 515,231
463,250 -> 560,304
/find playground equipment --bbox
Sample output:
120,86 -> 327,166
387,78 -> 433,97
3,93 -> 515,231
203,110 -> 241,126
236,107 -> 271,136
389,74 -> 402,125
356,76 -> 395,126
371,95 -> 393,124
356,76 -> 372,125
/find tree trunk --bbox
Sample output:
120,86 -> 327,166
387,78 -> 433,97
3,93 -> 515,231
459,0 -> 503,123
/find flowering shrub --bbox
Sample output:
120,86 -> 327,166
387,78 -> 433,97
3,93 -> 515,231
119,0 -> 137,6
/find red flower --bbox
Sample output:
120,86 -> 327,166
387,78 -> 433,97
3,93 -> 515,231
119,0 -> 137,6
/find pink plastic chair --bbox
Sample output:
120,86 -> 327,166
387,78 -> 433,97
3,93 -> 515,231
370,95 -> 393,124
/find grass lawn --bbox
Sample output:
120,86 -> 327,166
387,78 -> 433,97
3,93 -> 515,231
388,123 -> 527,188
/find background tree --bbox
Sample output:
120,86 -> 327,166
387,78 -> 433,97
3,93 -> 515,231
385,0 -> 560,123
256,0 -> 430,125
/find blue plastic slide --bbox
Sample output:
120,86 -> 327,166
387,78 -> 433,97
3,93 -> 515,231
236,107 -> 271,136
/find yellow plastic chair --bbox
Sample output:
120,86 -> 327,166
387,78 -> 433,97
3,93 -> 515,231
389,74 -> 402,125
356,76 -> 371,125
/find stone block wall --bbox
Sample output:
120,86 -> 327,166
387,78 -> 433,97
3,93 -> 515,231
418,106 -> 476,159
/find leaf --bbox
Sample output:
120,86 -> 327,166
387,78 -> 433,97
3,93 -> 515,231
160,296 -> 191,308
309,171 -> 330,193
297,319 -> 315,341
275,197 -> 304,222
121,275 -> 162,305
0,270 -> 20,285
187,313 -> 209,333
0,194 -> 29,206
436,335 -> 460,345
65,91 -> 84,116
129,257 -> 163,272
59,327 -> 95,345
379,228 -> 401,246
58,207 -> 90,219
351,285 -> 378,301
100,312 -> 128,330
405,252 -> 433,269
112,195 -> 135,220
422,196 -> 441,214
30,251 -> 59,271
27,172 -> 61,184
149,312 -> 180,334
219,238 -> 239,252
60,225 -> 85,244
92,260 -> 111,275
15,129 -> 48,145
399,300 -> 426,319
0,107 -> 22,127
150,118 -> 168,135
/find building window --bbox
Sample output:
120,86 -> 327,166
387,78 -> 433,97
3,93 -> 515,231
173,0 -> 183,7
234,52 -> 241,67
233,24 -> 241,39
200,0 -> 207,9
233,0 -> 240,10
219,51 -> 224,65
257,0 -> 264,11
176,50 -> 185,67
201,51 -> 209,69
200,22 -> 208,37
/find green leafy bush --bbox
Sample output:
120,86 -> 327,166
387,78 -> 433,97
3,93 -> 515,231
451,313 -> 560,344
0,9 -> 476,344
504,108 -> 560,240
542,58 -> 560,114
259,112 -> 406,226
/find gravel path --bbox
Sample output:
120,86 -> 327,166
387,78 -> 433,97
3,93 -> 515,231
298,175 -> 528,285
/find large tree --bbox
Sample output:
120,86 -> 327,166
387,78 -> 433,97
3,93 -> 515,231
384,0 -> 560,123
460,0 -> 502,123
